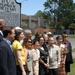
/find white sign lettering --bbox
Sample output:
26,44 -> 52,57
0,0 -> 21,26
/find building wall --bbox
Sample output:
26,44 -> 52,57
34,27 -> 55,34
21,14 -> 45,29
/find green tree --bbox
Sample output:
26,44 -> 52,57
56,0 -> 75,29
69,23 -> 75,30
44,0 -> 58,22
34,10 -> 44,17
42,11 -> 52,26
34,10 -> 52,26
43,0 -> 75,29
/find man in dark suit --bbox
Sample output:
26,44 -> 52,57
0,26 -> 16,75
0,19 -> 6,41
0,33 -> 3,42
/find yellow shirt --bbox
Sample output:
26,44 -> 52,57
12,40 -> 25,65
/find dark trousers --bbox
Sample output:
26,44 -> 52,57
49,68 -> 58,75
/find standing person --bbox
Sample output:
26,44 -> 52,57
0,19 -> 6,40
24,29 -> 32,39
32,39 -> 40,75
47,32 -> 53,38
48,37 -> 61,75
62,33 -> 73,75
0,26 -> 16,75
15,26 -> 25,44
22,38 -> 33,75
35,32 -> 43,40
43,34 -> 50,75
43,34 -> 48,46
38,36 -> 49,75
12,29 -> 26,75
56,36 -> 67,75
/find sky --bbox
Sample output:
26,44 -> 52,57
16,0 -> 75,15
16,0 -> 46,15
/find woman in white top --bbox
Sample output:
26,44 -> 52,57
32,39 -> 40,75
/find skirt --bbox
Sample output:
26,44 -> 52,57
58,64 -> 66,75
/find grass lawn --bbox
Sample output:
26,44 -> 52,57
68,35 -> 75,38
68,59 -> 75,75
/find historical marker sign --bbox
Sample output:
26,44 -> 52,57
0,0 -> 21,27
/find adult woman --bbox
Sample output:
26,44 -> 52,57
22,38 -> 33,75
32,39 -> 40,75
12,29 -> 26,75
38,36 -> 49,75
61,33 -> 73,75
56,36 -> 67,75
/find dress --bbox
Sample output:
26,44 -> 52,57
32,49 -> 40,75
39,47 -> 49,75
58,44 -> 67,75
27,49 -> 33,75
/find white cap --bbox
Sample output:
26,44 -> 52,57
47,32 -> 52,35
15,27 -> 23,30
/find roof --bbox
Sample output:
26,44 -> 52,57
21,14 -> 38,21
21,14 -> 29,20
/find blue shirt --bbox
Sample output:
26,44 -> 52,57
3,38 -> 13,51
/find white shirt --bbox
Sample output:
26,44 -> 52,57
0,30 -> 3,36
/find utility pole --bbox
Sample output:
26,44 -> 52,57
16,0 -> 28,27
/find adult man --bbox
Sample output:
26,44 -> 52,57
43,34 -> 48,45
0,19 -> 6,35
24,29 -> 32,39
0,26 -> 16,75
47,32 -> 53,37
62,33 -> 73,75
0,19 -> 6,40
48,37 -> 61,75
